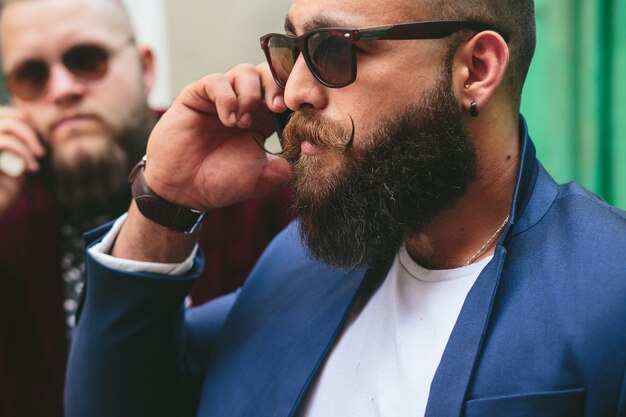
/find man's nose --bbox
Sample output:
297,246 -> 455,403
283,54 -> 328,112
45,63 -> 88,105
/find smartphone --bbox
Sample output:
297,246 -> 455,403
272,108 -> 293,147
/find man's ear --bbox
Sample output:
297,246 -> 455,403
137,46 -> 156,93
452,31 -> 509,115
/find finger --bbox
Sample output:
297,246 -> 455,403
0,136 -> 39,172
257,62 -> 286,113
0,117 -> 45,157
227,63 -> 263,129
190,73 -> 240,127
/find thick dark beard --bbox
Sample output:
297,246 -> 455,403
289,69 -> 476,269
45,104 -> 156,211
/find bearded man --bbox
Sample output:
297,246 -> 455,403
0,1 -> 291,416
66,0 -> 626,416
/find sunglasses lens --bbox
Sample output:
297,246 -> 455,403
7,61 -> 49,100
267,36 -> 295,87
63,45 -> 109,80
307,31 -> 353,86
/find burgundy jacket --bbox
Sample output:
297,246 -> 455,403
0,179 -> 292,417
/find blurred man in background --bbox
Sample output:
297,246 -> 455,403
0,1 -> 291,416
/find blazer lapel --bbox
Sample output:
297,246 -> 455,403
197,224 -> 390,417
425,117 -> 545,417
424,248 -> 507,417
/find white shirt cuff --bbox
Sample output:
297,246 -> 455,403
88,213 -> 198,276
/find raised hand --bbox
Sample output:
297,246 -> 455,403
143,63 -> 292,211
112,63 -> 292,262
0,107 -> 46,217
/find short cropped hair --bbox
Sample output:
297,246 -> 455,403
0,0 -> 136,45
0,0 -> 133,26
424,0 -> 536,107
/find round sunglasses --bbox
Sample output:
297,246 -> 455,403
5,40 -> 134,101
260,20 -> 509,89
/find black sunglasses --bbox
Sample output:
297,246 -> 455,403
260,20 -> 509,89
6,40 -> 133,101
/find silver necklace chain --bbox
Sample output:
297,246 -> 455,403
464,215 -> 510,266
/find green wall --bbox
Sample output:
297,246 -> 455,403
521,0 -> 626,209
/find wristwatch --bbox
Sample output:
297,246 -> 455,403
128,156 -> 208,234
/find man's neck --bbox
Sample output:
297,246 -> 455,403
405,116 -> 520,270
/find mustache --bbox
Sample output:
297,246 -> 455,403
280,113 -> 355,162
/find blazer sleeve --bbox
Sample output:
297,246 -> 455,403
64,223 -> 236,417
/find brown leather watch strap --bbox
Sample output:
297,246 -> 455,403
128,157 -> 207,234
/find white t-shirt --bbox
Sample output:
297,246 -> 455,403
299,247 -> 492,417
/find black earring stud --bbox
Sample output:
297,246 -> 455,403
470,100 -> 479,117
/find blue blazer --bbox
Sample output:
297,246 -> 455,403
66,120 -> 626,417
